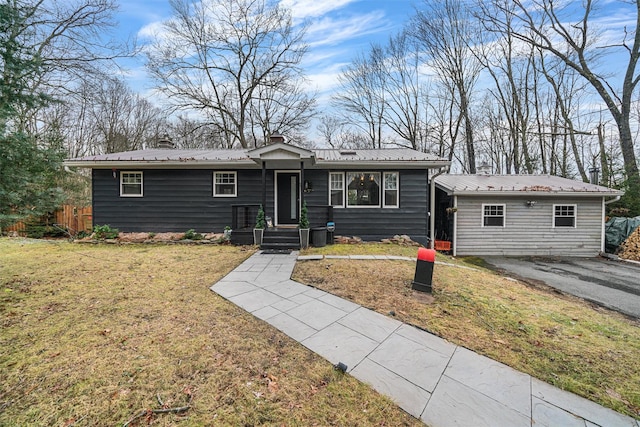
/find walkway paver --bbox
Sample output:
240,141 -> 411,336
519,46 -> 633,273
210,251 -> 640,427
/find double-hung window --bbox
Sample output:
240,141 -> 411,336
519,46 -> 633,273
120,171 -> 143,197
329,172 -> 344,207
383,172 -> 399,208
213,171 -> 237,197
482,204 -> 505,227
553,204 -> 576,227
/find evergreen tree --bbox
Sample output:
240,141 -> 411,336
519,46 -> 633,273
0,1 -> 64,229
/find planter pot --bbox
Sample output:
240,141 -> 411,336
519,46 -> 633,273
299,228 -> 310,249
253,228 -> 264,246
223,229 -> 232,240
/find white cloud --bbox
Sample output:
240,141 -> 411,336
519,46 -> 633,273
279,0 -> 356,19
137,21 -> 165,41
306,11 -> 392,48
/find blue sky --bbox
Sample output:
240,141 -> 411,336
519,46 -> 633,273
111,0 -> 634,144
115,0 -> 418,101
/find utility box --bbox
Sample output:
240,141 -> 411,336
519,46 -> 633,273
411,248 -> 436,293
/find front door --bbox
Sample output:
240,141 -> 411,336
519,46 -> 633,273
276,172 -> 300,225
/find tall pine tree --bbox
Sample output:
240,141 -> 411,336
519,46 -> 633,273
0,1 -> 64,229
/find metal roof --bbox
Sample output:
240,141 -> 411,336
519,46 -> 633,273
64,147 -> 450,169
314,148 -> 444,162
434,174 -> 624,196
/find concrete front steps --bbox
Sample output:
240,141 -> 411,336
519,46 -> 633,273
261,227 -> 300,250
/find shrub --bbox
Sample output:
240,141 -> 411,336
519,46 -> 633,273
255,205 -> 266,229
299,201 -> 309,229
183,229 -> 203,240
92,224 -> 119,239
25,224 -> 67,239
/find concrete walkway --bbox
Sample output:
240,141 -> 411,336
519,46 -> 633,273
210,251 -> 639,427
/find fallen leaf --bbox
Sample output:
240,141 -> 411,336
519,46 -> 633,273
268,381 -> 279,393
605,388 -> 629,404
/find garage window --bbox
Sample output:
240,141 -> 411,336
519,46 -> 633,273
553,204 -> 576,227
482,204 -> 505,227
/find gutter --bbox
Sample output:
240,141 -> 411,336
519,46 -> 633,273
604,195 -> 621,205
429,168 -> 448,249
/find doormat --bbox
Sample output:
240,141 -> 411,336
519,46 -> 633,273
261,249 -> 293,255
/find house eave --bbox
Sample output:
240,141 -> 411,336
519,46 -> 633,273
437,189 -> 624,197
63,159 -> 258,169
64,159 -> 451,170
315,160 -> 451,169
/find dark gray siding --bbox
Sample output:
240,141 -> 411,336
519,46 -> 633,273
92,168 -> 429,241
304,169 -> 429,244
93,169 -> 273,232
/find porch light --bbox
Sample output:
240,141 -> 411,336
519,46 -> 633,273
304,180 -> 313,193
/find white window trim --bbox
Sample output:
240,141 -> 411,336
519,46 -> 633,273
382,171 -> 399,208
329,172 -> 345,208
213,171 -> 237,198
346,171 -> 382,208
120,171 -> 143,197
481,203 -> 505,227
552,204 -> 577,228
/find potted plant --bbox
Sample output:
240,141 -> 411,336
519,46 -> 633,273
299,201 -> 310,249
254,205 -> 266,245
223,225 -> 232,240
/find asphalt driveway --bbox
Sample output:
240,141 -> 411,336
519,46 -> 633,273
481,256 -> 640,319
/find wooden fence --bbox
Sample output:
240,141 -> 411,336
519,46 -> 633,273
4,205 -> 93,235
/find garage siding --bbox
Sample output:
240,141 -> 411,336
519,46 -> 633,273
454,196 -> 603,256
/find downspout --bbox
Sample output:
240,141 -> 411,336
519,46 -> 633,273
262,162 -> 267,216
453,195 -> 458,257
300,160 -> 305,212
429,168 -> 447,249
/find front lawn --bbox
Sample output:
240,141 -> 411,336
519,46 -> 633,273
294,244 -> 640,419
0,239 -> 421,426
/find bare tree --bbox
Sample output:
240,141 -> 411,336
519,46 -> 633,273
316,114 -> 347,148
479,0 -> 640,211
2,0 -> 133,133
332,44 -> 387,148
412,0 -> 482,172
382,31 -> 431,151
248,79 -> 316,146
146,0 -> 309,148
90,78 -> 166,153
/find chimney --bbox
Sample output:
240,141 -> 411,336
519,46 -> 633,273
477,161 -> 491,175
269,132 -> 285,144
589,166 -> 600,185
157,134 -> 175,149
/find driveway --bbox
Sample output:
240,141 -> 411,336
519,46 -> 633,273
481,256 -> 640,319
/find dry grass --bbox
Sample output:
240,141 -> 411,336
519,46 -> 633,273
294,245 -> 640,419
0,239 -> 421,426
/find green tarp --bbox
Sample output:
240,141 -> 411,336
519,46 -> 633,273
605,216 -> 640,253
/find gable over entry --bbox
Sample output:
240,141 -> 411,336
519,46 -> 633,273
247,142 -> 316,225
